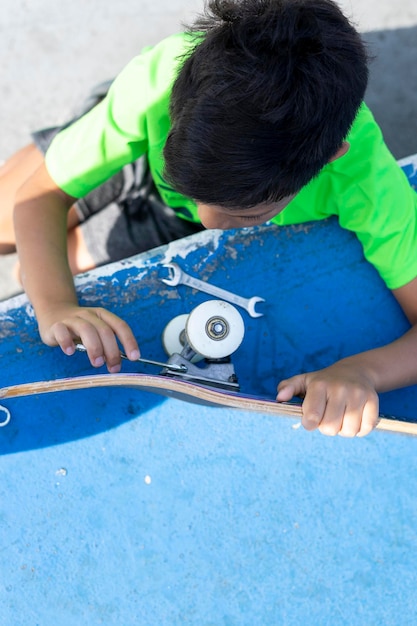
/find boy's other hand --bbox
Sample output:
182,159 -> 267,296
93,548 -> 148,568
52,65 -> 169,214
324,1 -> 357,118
38,304 -> 140,373
276,362 -> 379,437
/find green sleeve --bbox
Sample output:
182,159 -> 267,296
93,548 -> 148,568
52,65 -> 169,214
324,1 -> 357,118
274,104 -> 417,289
335,105 -> 417,290
44,33 -> 189,199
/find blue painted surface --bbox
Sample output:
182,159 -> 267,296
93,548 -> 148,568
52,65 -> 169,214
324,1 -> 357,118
0,158 -> 417,624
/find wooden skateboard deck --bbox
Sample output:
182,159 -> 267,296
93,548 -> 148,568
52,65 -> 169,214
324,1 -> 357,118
1,371 -> 417,436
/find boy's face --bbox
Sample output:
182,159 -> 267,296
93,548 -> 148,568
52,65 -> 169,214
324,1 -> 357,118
196,195 -> 295,229
195,142 -> 350,229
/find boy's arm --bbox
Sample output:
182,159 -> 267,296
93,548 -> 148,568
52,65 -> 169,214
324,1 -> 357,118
276,277 -> 417,437
14,163 -> 140,372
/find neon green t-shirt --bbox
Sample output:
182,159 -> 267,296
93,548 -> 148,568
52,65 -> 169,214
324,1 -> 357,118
45,32 -> 417,290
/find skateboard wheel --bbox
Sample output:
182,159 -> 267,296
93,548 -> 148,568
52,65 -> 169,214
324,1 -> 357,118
185,300 -> 244,359
162,314 -> 204,363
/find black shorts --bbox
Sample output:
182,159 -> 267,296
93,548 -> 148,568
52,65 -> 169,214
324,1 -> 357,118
32,83 -> 204,266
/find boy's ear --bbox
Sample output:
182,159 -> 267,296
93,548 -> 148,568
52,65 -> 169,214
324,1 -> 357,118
328,141 -> 350,163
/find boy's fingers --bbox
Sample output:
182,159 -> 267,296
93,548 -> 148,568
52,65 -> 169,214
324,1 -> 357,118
96,308 -> 140,361
50,322 -> 77,355
47,308 -> 137,373
317,396 -> 345,436
55,316 -> 113,369
80,310 -> 139,372
278,375 -> 332,432
39,306 -> 139,373
278,369 -> 379,439
300,382 -> 328,431
336,408 -> 361,438
276,383 -> 296,402
276,375 -> 307,402
76,312 -> 128,372
93,323 -> 123,372
356,396 -> 380,437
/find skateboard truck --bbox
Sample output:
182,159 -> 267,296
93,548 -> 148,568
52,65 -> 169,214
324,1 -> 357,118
75,301 -> 244,392
160,300 -> 244,392
161,353 -> 240,392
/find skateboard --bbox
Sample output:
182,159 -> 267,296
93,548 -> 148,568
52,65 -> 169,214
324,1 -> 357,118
1,372 -> 417,435
1,299 -> 416,436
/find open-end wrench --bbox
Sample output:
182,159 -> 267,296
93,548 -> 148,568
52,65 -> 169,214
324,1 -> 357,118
160,262 -> 265,318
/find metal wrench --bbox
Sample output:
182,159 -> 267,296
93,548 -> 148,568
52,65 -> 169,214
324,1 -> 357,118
160,262 -> 265,318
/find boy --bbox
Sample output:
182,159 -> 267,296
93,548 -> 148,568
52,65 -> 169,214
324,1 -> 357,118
1,0 -> 417,437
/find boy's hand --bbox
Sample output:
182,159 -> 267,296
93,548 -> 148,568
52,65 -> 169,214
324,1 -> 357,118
38,304 -> 140,373
276,362 -> 379,437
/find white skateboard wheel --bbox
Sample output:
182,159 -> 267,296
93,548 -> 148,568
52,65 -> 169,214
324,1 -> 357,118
162,314 -> 189,356
162,314 -> 204,363
185,300 -> 245,359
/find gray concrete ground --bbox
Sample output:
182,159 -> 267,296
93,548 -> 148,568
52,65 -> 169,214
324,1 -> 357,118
0,0 -> 416,301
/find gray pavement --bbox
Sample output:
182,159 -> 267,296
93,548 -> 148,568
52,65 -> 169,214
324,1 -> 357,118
0,0 -> 416,301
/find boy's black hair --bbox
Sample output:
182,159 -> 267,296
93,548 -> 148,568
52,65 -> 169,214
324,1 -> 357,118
163,0 -> 369,209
